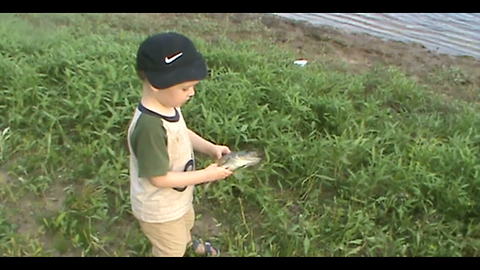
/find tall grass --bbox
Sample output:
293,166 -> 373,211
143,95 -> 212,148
1,13 -> 479,256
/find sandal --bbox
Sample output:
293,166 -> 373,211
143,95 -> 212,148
192,239 -> 220,257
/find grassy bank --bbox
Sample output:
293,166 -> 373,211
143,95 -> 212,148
1,13 -> 480,256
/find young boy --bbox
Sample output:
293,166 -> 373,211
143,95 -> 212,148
127,32 -> 233,257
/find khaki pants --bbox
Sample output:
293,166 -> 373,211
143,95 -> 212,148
138,206 -> 195,257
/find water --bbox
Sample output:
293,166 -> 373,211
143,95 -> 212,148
273,13 -> 480,59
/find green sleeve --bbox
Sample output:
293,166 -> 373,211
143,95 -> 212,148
131,116 -> 169,178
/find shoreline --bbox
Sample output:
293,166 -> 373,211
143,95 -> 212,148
271,13 -> 480,61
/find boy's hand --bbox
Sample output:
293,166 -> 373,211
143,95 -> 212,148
210,145 -> 231,160
204,163 -> 233,181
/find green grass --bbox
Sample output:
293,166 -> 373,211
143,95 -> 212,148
1,13 -> 480,256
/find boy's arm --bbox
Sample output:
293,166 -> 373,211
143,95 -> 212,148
149,163 -> 232,188
187,129 -> 230,159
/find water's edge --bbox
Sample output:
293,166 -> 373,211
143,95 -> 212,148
273,13 -> 480,60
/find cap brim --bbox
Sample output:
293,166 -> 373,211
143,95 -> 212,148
145,58 -> 207,89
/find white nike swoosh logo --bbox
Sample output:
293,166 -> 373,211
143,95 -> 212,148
165,52 -> 183,64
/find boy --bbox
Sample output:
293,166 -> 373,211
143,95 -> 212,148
127,32 -> 233,257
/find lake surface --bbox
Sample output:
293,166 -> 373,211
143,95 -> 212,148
273,13 -> 480,59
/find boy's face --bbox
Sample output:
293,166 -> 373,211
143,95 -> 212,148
152,80 -> 200,108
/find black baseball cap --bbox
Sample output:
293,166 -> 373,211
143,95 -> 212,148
136,32 -> 208,89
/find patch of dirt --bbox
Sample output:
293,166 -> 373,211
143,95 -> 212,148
0,171 -> 73,255
192,206 -> 222,239
41,181 -> 68,213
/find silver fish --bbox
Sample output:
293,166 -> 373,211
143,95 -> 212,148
217,151 -> 262,171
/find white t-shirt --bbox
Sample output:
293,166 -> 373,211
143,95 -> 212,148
127,103 -> 195,223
